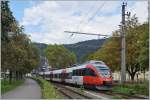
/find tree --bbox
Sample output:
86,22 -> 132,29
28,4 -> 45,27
68,52 -> 77,66
44,44 -> 77,69
137,23 -> 149,79
1,1 -> 40,83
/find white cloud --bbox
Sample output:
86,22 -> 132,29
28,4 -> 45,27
21,1 -> 148,44
127,1 -> 148,23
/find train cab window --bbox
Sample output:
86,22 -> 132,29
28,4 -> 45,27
85,68 -> 96,76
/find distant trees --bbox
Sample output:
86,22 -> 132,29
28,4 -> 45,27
86,15 -> 148,81
44,44 -> 77,69
1,1 -> 40,83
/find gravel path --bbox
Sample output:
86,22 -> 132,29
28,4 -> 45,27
2,78 -> 42,99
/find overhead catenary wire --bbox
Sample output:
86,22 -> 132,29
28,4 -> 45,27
76,4 -> 96,32
79,1 -> 106,32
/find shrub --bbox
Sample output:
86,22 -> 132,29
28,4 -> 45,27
112,80 -> 149,96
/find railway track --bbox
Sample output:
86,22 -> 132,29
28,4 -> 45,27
51,82 -> 148,99
53,83 -> 92,99
97,90 -> 148,99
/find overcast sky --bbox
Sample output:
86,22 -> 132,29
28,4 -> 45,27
10,0 -> 148,44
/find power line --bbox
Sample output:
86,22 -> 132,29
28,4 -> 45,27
78,1 -> 106,32
87,1 -> 106,24
79,1 -> 106,32
76,4 -> 96,32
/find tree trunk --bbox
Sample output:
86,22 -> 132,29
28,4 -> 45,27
143,69 -> 145,80
20,72 -> 23,80
16,71 -> 19,80
9,70 -> 12,84
18,72 -> 20,80
130,73 -> 135,81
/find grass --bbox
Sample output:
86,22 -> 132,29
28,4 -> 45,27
31,77 -> 61,99
112,80 -> 149,96
1,79 -> 24,94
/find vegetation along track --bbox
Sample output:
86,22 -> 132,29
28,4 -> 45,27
99,90 -> 148,99
52,83 -> 92,99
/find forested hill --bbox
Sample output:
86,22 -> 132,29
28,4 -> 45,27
64,39 -> 106,61
33,39 -> 106,61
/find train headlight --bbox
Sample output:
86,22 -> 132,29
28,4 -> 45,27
99,72 -> 111,78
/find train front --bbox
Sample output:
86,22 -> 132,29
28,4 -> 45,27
93,63 -> 113,90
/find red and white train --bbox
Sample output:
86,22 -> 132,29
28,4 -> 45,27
39,60 -> 113,90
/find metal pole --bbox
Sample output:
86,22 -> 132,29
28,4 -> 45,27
121,2 -> 126,84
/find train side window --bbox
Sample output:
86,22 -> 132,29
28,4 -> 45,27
56,74 -> 58,78
56,74 -> 59,78
78,69 -> 81,76
73,69 -> 78,76
82,68 -> 86,76
58,74 -> 60,78
79,69 -> 84,76
77,69 -> 79,76
73,70 -> 75,76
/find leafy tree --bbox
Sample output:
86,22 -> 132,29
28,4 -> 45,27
44,44 -> 77,68
125,15 -> 148,80
1,1 -> 40,83
137,23 -> 149,79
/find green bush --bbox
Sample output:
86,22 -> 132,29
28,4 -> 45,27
125,81 -> 149,96
112,80 -> 149,96
112,86 -> 135,95
31,77 -> 61,99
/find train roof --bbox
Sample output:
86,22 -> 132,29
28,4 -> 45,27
44,71 -> 51,74
53,69 -> 64,74
42,60 -> 109,74
85,60 -> 105,65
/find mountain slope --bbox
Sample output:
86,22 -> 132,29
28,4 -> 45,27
64,39 -> 106,61
33,39 -> 107,62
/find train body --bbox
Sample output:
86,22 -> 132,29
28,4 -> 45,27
39,60 -> 113,90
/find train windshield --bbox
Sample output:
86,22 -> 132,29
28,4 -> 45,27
95,66 -> 111,77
